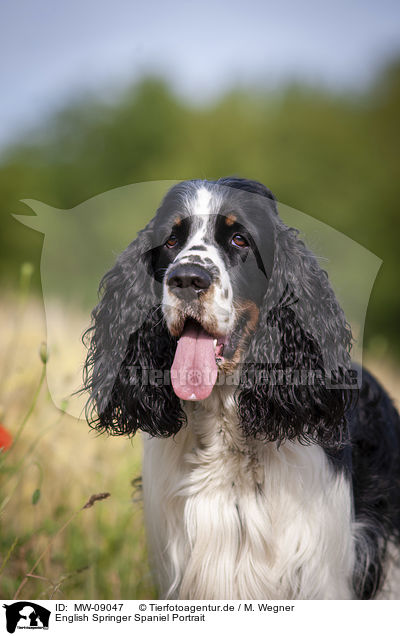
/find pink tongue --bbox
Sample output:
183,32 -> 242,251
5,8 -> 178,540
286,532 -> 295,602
171,321 -> 218,401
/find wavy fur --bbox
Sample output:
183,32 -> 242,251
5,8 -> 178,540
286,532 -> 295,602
83,177 -> 400,599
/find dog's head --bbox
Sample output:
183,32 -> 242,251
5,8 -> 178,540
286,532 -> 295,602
83,178 -> 352,445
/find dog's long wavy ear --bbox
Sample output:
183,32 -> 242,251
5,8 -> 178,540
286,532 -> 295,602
82,223 -> 185,438
238,221 -> 354,447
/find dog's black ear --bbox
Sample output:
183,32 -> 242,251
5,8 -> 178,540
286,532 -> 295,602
83,222 -> 185,437
238,223 -> 354,447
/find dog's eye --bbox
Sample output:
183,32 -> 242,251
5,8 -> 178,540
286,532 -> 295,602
231,233 -> 248,248
165,234 -> 178,248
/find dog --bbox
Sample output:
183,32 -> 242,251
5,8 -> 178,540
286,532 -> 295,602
83,177 -> 400,599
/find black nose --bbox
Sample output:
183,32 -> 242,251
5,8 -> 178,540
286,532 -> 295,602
167,263 -> 212,299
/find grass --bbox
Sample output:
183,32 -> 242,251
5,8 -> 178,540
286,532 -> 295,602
0,266 -> 399,600
0,273 -> 155,599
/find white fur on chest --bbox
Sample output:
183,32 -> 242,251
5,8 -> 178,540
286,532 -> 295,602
142,387 -> 355,599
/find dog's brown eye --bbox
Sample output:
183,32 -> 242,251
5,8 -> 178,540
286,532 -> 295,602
232,233 -> 248,248
166,234 -> 178,248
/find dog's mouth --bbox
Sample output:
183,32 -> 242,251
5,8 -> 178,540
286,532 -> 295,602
170,318 -> 228,401
170,307 -> 258,401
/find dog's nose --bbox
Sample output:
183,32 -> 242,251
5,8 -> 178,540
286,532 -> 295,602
167,264 -> 212,298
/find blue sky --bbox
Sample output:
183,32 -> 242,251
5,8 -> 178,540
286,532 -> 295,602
1,0 -> 400,149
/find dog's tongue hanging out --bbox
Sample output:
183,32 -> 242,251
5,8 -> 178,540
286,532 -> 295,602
171,320 -> 218,401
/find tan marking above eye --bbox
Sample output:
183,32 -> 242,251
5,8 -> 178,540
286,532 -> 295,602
225,214 -> 237,226
173,216 -> 182,226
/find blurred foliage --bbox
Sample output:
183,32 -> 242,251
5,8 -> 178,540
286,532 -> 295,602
0,61 -> 399,354
0,295 -> 154,599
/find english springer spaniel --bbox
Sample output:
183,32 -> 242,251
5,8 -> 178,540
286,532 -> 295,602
83,177 -> 400,599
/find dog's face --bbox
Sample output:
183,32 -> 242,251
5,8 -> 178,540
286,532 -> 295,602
149,181 -> 275,399
84,177 -> 352,442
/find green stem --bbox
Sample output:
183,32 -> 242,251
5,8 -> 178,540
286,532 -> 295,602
10,363 -> 46,452
0,536 -> 18,577
13,493 -> 109,600
0,263 -> 34,389
13,508 -> 81,600
0,402 -> 66,509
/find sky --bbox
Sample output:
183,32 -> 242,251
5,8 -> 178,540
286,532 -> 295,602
1,0 -> 400,150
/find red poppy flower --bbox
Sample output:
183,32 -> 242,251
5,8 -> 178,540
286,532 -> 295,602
0,425 -> 12,451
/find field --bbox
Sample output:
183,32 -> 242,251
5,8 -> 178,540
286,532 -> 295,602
0,290 -> 399,600
0,292 -> 155,599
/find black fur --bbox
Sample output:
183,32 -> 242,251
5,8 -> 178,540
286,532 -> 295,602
83,222 -> 184,437
83,177 -> 400,598
349,367 -> 400,598
237,222 -> 354,447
